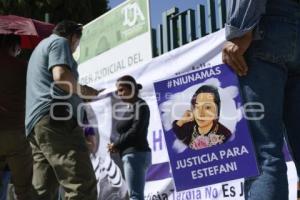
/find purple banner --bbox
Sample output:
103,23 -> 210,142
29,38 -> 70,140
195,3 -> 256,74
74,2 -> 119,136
153,64 -> 259,191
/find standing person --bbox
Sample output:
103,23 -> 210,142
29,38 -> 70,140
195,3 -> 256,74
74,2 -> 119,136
107,75 -> 152,200
0,34 -> 33,200
25,20 -> 98,200
222,0 -> 300,199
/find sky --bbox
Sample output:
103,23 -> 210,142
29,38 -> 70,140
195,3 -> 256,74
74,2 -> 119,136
108,0 -> 206,28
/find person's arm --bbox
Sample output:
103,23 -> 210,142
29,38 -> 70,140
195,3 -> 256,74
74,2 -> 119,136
172,120 -> 192,143
114,103 -> 150,150
175,110 -> 194,127
48,38 -> 98,97
52,66 -> 98,97
223,0 -> 267,76
225,0 -> 268,41
172,110 -> 194,144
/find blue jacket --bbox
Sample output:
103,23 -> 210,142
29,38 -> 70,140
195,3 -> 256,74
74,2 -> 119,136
225,0 -> 268,40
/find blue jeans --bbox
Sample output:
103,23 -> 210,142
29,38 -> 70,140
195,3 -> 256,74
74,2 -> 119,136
241,1 -> 300,199
0,171 -> 10,200
122,152 -> 151,200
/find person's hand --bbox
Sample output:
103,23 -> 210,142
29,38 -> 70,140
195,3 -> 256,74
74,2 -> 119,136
176,110 -> 194,127
81,85 -> 99,97
86,135 -> 97,153
98,88 -> 106,93
80,85 -> 106,100
107,143 -> 118,153
222,31 -> 253,76
82,87 -> 106,102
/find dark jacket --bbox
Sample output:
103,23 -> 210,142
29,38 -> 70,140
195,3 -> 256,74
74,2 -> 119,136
115,98 -> 151,156
0,50 -> 27,130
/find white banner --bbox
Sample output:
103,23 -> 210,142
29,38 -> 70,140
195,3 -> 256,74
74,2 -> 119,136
78,32 -> 152,85
81,29 -> 298,200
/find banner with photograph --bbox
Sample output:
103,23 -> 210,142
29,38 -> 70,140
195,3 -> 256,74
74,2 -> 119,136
153,64 -> 259,191
80,29 -> 298,200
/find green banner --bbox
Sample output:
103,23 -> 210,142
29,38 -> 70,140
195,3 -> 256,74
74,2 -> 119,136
77,0 -> 149,64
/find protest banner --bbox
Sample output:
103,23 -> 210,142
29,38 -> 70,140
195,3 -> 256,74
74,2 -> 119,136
153,64 -> 259,191
80,29 -> 298,200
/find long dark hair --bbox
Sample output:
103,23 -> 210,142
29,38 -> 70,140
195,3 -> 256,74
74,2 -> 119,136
191,85 -> 221,117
